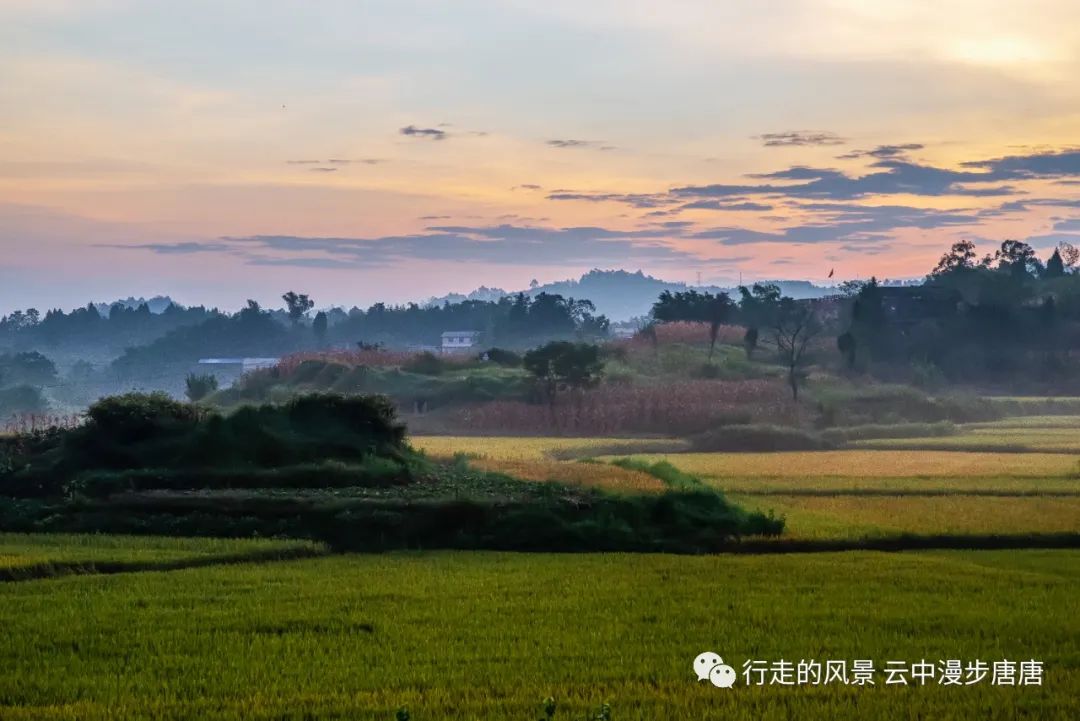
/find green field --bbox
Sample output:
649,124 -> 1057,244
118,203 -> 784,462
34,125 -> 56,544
0,539 -> 1076,720
4,418 -> 1079,718
0,533 -> 326,580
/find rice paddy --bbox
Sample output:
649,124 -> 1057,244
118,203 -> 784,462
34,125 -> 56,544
0,534 -> 321,570
413,435 -> 687,461
607,449 -> 1078,480
4,418 -> 1077,718
730,494 -> 1080,540
854,429 -> 1080,453
0,542 -> 1076,720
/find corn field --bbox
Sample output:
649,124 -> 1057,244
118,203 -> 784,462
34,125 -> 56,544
454,379 -> 800,435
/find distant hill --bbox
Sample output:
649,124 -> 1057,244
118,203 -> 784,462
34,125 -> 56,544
93,296 -> 179,315
425,270 -> 836,321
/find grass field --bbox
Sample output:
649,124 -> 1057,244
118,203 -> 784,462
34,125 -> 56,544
0,534 -> 326,580
0,539 -> 1076,720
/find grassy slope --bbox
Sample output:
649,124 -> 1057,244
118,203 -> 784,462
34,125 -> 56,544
0,546 -> 1075,720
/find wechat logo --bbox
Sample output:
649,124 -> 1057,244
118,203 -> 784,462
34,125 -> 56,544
694,652 -> 737,688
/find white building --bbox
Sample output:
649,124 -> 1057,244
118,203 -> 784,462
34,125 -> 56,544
440,331 -> 482,354
198,357 -> 279,372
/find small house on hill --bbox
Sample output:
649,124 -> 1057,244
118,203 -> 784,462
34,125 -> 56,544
441,331 -> 481,354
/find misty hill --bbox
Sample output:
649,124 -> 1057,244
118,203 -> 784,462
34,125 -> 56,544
93,296 -> 179,315
425,270 -> 837,321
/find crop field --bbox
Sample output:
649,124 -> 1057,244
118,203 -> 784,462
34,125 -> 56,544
968,415 -> 1080,429
0,534 -> 325,578
414,435 -> 688,461
855,429 -> 1080,453
729,495 -> 1080,540
0,539 -> 1076,720
469,458 -> 668,493
5,421 -> 1078,718
614,449 -> 1079,480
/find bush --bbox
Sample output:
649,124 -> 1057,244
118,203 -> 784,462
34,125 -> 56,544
403,352 -> 446,375
820,421 -> 956,444
481,348 -> 521,367
85,392 -> 199,443
66,458 -> 412,498
811,384 -> 1000,426
185,373 -> 219,402
689,424 -> 834,452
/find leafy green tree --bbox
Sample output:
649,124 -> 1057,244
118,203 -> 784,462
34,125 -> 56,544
523,341 -> 604,411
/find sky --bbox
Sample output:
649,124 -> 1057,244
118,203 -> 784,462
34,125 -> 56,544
3,0 -> 1080,312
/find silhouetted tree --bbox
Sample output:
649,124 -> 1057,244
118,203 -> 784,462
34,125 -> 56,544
1045,249 -> 1065,279
653,289 -> 734,359
312,311 -> 329,346
1058,241 -> 1079,270
523,341 -> 604,419
993,240 -> 1041,279
282,292 -> 314,325
736,284 -> 780,358
931,239 -> 978,276
837,331 -> 856,369
768,299 -> 821,401
743,327 -> 759,359
184,373 -> 218,402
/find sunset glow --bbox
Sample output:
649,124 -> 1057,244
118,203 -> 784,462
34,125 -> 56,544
3,0 -> 1080,310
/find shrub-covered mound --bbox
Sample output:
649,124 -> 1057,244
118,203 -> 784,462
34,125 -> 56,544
0,392 -> 413,498
0,393 -> 783,551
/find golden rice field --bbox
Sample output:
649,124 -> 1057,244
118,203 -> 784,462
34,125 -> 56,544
414,435 -> 686,461
730,494 -> 1080,540
856,429 -> 1080,452
470,458 -> 667,493
416,427 -> 1080,542
615,450 -> 1079,480
968,415 -> 1080,429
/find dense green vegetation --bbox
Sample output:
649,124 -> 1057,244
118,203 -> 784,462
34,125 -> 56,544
214,359 -> 530,410
0,542 -> 1075,720
0,393 -> 783,550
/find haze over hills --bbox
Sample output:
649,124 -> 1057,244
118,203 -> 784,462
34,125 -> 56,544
425,269 -> 840,321
92,296 -> 180,316
87,271 -> 845,322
